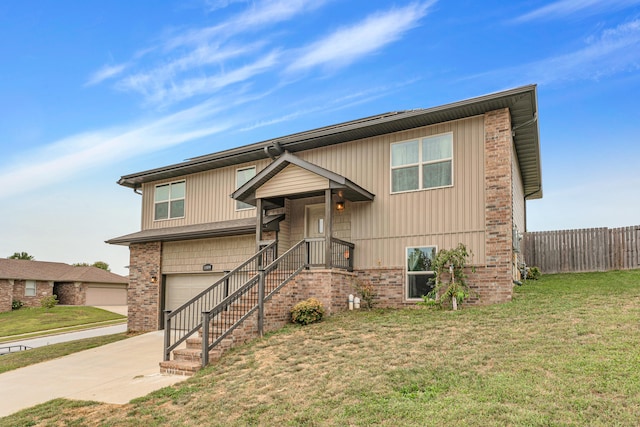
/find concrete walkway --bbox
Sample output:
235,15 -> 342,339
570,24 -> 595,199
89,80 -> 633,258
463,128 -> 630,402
0,331 -> 187,418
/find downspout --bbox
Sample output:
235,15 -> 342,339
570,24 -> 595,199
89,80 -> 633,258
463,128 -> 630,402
133,185 -> 142,195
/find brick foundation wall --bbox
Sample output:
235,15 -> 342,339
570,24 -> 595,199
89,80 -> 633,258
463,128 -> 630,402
0,279 -> 12,312
11,280 -> 53,308
129,241 -> 162,331
354,268 -> 405,308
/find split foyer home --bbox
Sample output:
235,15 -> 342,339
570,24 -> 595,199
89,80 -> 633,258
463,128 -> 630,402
108,85 -> 542,373
0,259 -> 128,312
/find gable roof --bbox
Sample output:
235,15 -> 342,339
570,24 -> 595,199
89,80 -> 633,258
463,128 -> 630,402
117,84 -> 542,199
231,151 -> 375,206
0,259 -> 128,284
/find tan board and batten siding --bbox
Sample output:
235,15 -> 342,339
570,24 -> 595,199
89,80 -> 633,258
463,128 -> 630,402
140,159 -> 271,230
298,115 -> 487,268
142,115 -> 489,269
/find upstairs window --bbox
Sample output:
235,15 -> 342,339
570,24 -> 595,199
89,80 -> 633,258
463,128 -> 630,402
154,181 -> 185,220
25,280 -> 36,297
391,133 -> 453,193
406,246 -> 437,299
236,166 -> 256,210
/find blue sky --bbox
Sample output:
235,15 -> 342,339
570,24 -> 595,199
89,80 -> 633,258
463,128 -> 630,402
1,0 -> 639,275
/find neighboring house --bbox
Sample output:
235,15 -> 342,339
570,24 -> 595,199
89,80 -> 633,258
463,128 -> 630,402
108,85 -> 542,338
0,259 -> 128,312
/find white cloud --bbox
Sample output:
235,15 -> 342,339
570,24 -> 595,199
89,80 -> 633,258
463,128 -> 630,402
0,100 -> 234,200
464,19 -> 640,86
287,2 -> 432,73
513,0 -> 640,23
85,63 -> 128,86
204,0 -> 250,12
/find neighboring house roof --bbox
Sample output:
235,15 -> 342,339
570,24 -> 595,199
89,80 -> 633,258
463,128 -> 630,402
116,85 -> 542,199
0,259 -> 128,284
106,214 -> 284,246
231,151 -> 375,207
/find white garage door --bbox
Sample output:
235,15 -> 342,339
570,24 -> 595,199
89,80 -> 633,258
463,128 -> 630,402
86,284 -> 127,306
165,273 -> 224,312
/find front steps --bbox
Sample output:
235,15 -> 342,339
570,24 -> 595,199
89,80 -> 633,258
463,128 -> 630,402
160,302 -> 258,376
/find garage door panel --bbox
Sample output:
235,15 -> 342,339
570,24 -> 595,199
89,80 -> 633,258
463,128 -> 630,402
86,284 -> 127,306
165,273 -> 223,311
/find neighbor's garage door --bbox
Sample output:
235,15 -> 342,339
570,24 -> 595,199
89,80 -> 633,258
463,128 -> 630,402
86,284 -> 127,306
165,273 -> 223,311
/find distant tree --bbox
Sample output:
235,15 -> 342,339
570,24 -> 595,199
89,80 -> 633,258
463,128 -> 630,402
8,252 -> 34,260
92,261 -> 110,271
73,261 -> 111,271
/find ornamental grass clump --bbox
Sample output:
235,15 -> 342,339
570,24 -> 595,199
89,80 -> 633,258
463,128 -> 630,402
290,298 -> 325,325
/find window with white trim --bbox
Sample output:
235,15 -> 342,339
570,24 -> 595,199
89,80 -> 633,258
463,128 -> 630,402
25,280 -> 36,297
406,246 -> 437,299
391,133 -> 453,193
154,181 -> 185,220
236,166 -> 256,210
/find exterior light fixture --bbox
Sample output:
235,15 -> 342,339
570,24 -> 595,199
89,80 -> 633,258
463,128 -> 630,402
150,276 -> 158,284
336,201 -> 345,211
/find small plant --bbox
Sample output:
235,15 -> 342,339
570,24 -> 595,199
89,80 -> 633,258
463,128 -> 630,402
291,298 -> 325,325
12,299 -> 23,310
429,243 -> 475,310
352,279 -> 378,309
528,266 -> 541,280
41,295 -> 58,309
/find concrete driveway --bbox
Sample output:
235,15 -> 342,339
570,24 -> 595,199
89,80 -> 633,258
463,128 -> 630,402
0,331 -> 186,418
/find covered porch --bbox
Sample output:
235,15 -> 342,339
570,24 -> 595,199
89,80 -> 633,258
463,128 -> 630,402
231,151 -> 375,270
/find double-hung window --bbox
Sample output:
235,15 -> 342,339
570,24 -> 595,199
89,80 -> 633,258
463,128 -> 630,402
25,280 -> 36,297
154,181 -> 185,220
406,246 -> 437,299
391,133 -> 453,193
236,166 -> 256,210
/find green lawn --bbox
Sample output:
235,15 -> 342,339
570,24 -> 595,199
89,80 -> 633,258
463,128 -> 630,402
2,270 -> 640,426
0,306 -> 125,339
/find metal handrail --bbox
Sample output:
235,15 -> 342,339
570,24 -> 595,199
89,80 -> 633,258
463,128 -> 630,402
163,241 -> 277,360
0,344 -> 32,355
200,240 -> 307,366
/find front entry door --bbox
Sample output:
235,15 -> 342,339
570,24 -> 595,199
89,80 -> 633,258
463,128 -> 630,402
305,204 -> 325,265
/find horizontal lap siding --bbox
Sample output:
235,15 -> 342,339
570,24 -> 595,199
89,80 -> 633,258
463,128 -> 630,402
256,164 -> 329,199
162,235 -> 255,274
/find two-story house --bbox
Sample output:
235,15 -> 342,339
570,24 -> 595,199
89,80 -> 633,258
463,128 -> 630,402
108,85 -> 541,372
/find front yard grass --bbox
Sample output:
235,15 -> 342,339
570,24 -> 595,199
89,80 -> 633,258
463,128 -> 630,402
2,269 -> 639,426
0,306 -> 125,340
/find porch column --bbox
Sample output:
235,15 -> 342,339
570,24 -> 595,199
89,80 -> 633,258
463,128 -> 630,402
255,197 -> 263,252
324,189 -> 332,269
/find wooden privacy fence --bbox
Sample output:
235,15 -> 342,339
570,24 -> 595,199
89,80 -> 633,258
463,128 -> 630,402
523,226 -> 640,274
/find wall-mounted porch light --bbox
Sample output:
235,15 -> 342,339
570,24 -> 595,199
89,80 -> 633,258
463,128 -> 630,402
335,201 -> 345,211
150,275 -> 158,284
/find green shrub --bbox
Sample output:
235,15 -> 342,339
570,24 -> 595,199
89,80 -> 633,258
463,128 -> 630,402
12,300 -> 23,310
291,298 -> 325,325
528,266 -> 541,280
41,295 -> 58,309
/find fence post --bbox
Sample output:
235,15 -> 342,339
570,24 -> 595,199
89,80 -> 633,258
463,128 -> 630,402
258,268 -> 265,337
163,310 -> 172,361
201,312 -> 209,368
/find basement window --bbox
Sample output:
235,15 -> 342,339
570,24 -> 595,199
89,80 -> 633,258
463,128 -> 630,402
154,181 -> 185,220
406,246 -> 437,299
